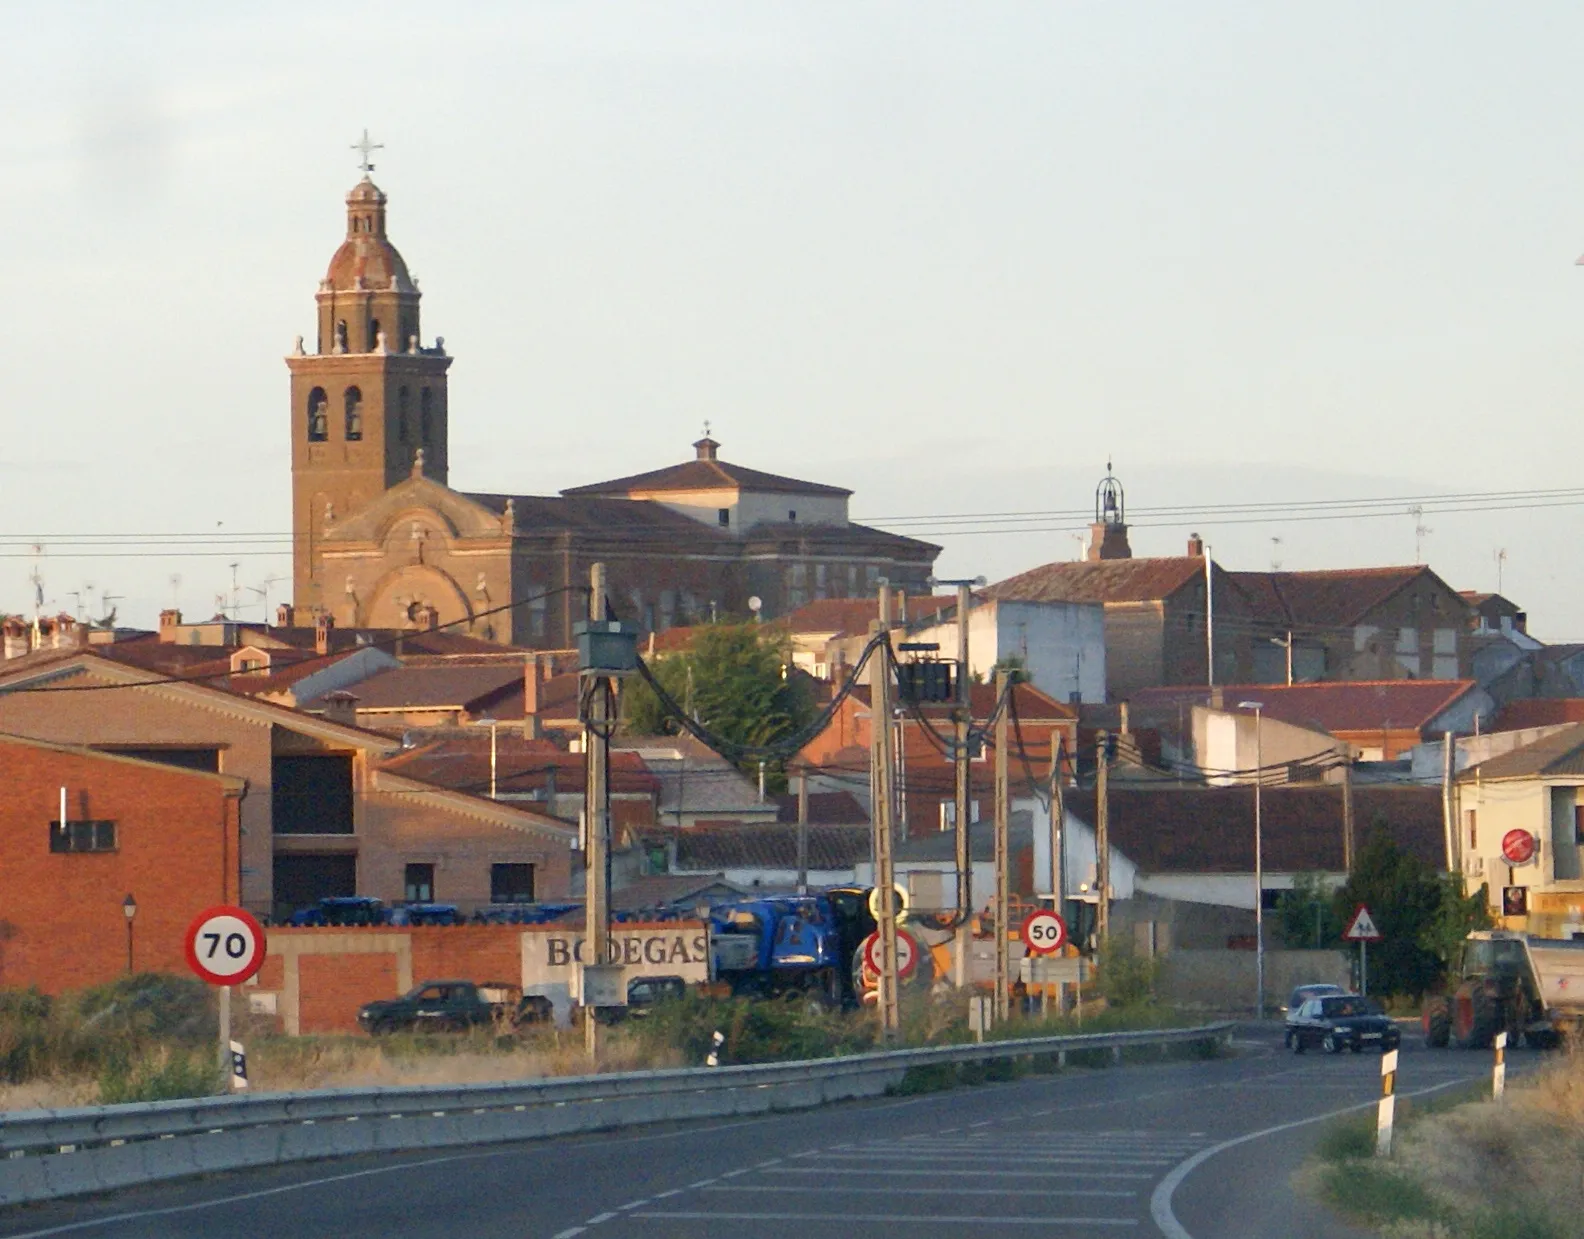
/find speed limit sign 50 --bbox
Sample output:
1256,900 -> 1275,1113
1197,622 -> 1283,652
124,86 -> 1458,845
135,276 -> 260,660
1020,910 -> 1068,956
184,906 -> 267,986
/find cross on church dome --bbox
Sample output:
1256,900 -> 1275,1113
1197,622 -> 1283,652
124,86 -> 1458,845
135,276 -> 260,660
351,128 -> 383,175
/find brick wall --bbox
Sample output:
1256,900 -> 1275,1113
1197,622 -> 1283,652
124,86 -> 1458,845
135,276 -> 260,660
0,739 -> 243,994
299,951 -> 400,1034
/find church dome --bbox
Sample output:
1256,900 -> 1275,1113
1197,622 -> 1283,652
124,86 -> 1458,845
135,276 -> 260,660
323,177 -> 415,294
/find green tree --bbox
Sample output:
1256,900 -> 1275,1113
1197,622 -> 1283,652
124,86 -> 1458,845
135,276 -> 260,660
1330,823 -> 1491,998
622,624 -> 812,782
1275,872 -> 1344,949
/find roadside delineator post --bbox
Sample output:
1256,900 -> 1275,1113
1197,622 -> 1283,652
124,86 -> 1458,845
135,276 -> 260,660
1492,1030 -> 1507,1101
1376,1048 -> 1398,1157
705,1030 -> 725,1067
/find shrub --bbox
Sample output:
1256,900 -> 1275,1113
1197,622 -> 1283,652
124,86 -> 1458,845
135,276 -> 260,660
98,1048 -> 219,1105
1094,939 -> 1159,1009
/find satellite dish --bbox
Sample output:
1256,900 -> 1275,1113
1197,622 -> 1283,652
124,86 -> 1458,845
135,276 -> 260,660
748,596 -> 763,613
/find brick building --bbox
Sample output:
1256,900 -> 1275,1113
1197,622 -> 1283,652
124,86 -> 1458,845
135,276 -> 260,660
288,173 -> 938,644
0,735 -> 246,992
0,649 -> 574,920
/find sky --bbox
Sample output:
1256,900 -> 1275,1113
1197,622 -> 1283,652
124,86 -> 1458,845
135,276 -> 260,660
3,3 -> 1584,635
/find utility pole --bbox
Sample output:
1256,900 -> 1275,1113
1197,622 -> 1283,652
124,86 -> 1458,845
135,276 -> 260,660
954,581 -> 973,988
870,584 -> 901,1039
1341,751 -> 1355,871
1204,548 -> 1215,688
583,562 -> 610,1060
1239,700 -> 1266,1020
1050,735 -> 1066,925
1442,731 -> 1459,886
796,772 -> 810,896
1095,730 -> 1111,945
993,668 -> 1011,1022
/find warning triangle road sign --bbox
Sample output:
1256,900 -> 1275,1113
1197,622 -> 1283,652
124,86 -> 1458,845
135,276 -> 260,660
1344,904 -> 1383,942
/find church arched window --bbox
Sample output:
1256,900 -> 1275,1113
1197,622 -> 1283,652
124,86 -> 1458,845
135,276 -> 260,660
307,387 -> 328,442
335,320 -> 348,352
344,386 -> 363,441
370,319 -> 381,351
420,388 -> 434,442
397,387 -> 410,443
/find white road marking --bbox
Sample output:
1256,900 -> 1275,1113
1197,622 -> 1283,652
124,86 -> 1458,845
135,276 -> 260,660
654,1189 -> 683,1200
766,1165 -> 1155,1180
1149,1076 -> 1479,1239
616,1199 -> 648,1210
704,1185 -> 1138,1197
585,1212 -> 616,1224
810,1151 -> 1173,1166
635,1210 -> 1139,1226
719,1168 -> 749,1179
687,1178 -> 719,1189
551,1229 -> 586,1239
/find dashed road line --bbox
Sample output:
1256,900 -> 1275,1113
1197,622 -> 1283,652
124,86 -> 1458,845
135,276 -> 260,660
634,1209 -> 1139,1226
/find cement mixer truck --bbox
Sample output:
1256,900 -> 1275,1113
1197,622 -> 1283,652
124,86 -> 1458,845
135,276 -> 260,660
1423,930 -> 1584,1050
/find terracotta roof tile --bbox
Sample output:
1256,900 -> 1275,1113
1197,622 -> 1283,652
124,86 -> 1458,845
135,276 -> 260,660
563,457 -> 850,499
773,790 -> 869,825
675,824 -> 872,871
986,558 -> 1206,605
1228,566 -> 1442,627
1492,699 -> 1584,731
1464,723 -> 1584,780
782,596 -> 956,637
348,664 -> 526,712
1128,680 -> 1476,734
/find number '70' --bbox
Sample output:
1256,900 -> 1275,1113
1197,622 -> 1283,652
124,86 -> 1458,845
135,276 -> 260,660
202,931 -> 249,960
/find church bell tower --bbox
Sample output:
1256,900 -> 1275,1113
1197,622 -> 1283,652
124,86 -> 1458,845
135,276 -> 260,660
286,141 -> 453,615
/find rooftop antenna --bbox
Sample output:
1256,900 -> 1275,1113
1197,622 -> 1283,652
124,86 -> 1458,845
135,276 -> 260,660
248,574 -> 287,622
169,573 -> 182,608
1494,548 -> 1507,594
1408,505 -> 1432,563
1269,536 -> 1283,572
28,545 -> 44,619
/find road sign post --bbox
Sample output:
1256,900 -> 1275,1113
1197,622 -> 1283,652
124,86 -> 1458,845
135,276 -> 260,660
184,906 -> 267,1080
1344,904 -> 1383,996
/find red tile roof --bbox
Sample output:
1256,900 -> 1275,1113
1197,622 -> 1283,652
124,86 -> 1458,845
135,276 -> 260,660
675,824 -> 872,871
773,790 -> 869,825
562,456 -> 850,499
1070,784 -> 1445,873
781,596 -> 956,637
1128,680 -> 1477,735
1492,699 -> 1584,731
1464,723 -> 1584,780
850,679 -> 1077,721
986,558 -> 1205,605
347,663 -> 526,712
381,735 -> 659,797
1228,566 -> 1442,627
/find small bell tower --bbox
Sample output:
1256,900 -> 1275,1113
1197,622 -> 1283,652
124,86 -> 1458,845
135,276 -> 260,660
285,134 -> 453,614
1085,461 -> 1132,561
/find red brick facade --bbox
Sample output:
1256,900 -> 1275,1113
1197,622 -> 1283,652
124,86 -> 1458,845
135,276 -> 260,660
0,737 -> 244,993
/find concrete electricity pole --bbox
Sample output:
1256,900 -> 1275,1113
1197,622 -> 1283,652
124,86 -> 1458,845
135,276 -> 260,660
1050,736 -> 1066,920
1239,700 -> 1266,1020
1095,730 -> 1111,944
931,575 -> 984,988
870,584 -> 901,1038
993,668 -> 1011,1022
1341,750 -> 1355,871
583,562 -> 610,1060
795,772 -> 810,896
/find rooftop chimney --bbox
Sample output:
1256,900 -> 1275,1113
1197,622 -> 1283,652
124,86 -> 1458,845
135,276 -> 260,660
1187,533 -> 1204,558
315,613 -> 335,656
276,603 -> 296,628
321,690 -> 358,726
418,604 -> 440,631
693,435 -> 720,461
158,609 -> 182,642
524,654 -> 544,738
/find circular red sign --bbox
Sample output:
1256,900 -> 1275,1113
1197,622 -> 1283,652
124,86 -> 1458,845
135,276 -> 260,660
184,905 -> 267,986
1501,830 -> 1537,866
862,929 -> 919,981
1020,910 -> 1068,956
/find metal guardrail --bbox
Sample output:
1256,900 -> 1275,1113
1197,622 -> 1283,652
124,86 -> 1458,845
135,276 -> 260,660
0,1021 -> 1232,1207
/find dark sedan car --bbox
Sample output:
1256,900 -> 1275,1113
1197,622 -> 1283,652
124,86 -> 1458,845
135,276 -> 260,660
1289,994 -> 1400,1054
1282,983 -> 1347,1047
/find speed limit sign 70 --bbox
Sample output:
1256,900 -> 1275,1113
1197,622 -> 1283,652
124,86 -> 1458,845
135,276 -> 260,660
184,906 -> 267,986
1021,910 -> 1068,956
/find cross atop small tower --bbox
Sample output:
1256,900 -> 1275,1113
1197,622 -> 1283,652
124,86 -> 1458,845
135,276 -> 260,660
351,129 -> 383,176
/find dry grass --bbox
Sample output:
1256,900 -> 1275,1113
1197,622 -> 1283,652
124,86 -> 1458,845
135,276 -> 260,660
1311,1049 -> 1584,1239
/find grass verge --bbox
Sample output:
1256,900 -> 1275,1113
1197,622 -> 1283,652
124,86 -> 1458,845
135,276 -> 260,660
1304,1053 -> 1584,1238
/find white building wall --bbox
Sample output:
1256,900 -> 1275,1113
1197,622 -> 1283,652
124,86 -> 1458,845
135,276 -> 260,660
1029,805 -> 1137,900
908,599 -> 1105,705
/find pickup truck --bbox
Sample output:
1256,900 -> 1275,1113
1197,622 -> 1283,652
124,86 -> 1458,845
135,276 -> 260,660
357,979 -> 552,1034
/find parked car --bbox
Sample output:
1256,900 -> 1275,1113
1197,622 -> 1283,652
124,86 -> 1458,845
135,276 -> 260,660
1282,983 -> 1348,1047
358,979 -> 547,1034
1288,994 -> 1400,1054
593,975 -> 689,1025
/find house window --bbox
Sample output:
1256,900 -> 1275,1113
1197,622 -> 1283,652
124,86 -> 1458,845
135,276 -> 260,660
528,587 -> 548,639
49,820 -> 116,853
404,863 -> 435,902
788,510 -> 797,522
420,388 -> 434,442
717,508 -> 730,527
397,387 -> 410,443
1575,804 -> 1584,846
1466,809 -> 1477,850
491,863 -> 535,904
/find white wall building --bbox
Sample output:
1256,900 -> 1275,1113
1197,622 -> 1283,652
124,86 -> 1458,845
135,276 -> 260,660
905,598 -> 1106,705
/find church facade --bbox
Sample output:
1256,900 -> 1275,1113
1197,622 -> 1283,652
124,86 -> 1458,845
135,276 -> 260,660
287,175 -> 938,647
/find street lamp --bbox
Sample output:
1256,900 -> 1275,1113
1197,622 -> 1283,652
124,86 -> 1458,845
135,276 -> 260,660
1238,701 -> 1265,1020
478,717 -> 500,800
122,893 -> 137,974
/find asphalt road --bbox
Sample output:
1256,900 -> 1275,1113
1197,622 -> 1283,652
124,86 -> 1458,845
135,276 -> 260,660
0,1024 -> 1511,1239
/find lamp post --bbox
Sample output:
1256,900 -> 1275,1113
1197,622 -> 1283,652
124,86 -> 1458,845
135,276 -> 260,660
478,717 -> 500,800
122,893 -> 137,974
1238,701 -> 1265,1019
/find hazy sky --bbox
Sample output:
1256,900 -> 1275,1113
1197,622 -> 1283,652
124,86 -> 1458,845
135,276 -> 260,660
4,3 -> 1584,635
